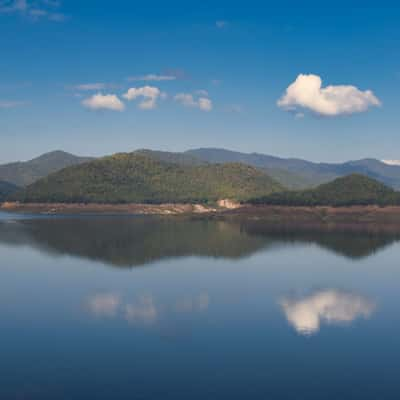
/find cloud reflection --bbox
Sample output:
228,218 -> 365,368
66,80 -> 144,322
280,289 -> 376,336
125,295 -> 158,325
85,293 -> 121,317
85,292 -> 210,326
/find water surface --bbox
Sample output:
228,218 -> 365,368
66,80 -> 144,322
1,212 -> 400,399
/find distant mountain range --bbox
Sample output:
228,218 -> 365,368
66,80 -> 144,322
2,148 -> 400,190
0,150 -> 93,187
15,152 -> 283,204
185,148 -> 400,190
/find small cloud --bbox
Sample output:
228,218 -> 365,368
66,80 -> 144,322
382,159 -> 400,166
174,92 -> 213,112
211,79 -> 222,86
216,20 -> 228,28
127,74 -> 177,82
123,86 -> 164,110
82,93 -> 125,111
280,289 -> 376,336
278,74 -> 381,117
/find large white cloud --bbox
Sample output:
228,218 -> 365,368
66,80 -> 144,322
123,86 -> 164,110
278,74 -> 381,117
280,289 -> 375,336
174,92 -> 213,112
82,93 -> 125,111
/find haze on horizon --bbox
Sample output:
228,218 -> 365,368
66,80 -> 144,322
1,0 -> 399,164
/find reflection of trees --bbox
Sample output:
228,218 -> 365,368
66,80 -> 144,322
240,221 -> 400,259
0,217 -> 270,267
0,216 -> 399,267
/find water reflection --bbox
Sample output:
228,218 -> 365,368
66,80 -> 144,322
280,289 -> 376,336
85,291 -> 210,326
85,292 -> 121,318
0,216 -> 399,267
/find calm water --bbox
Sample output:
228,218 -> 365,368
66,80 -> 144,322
1,212 -> 400,399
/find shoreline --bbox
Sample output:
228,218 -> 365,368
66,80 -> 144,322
0,202 -> 224,215
2,202 -> 400,223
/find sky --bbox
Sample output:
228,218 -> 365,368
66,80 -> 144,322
1,0 -> 400,163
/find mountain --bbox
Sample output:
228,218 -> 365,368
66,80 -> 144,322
0,150 -> 94,187
15,152 -> 284,204
0,181 -> 19,201
249,174 -> 400,206
186,148 -> 400,190
136,149 -> 310,190
135,149 -> 206,166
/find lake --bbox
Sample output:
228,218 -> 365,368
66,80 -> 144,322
1,211 -> 400,399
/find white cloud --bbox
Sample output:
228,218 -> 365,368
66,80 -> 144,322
123,86 -> 164,110
382,160 -> 400,166
280,289 -> 375,336
127,74 -> 176,82
198,97 -> 212,111
82,93 -> 125,111
174,92 -> 213,112
278,74 -> 381,117
0,0 -> 66,20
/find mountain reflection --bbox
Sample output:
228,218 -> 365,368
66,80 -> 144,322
280,289 -> 376,336
0,216 -> 399,267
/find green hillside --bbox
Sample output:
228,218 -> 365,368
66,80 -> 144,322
0,150 -> 93,187
0,181 -> 19,201
249,174 -> 400,206
139,148 -> 309,189
15,152 -> 284,204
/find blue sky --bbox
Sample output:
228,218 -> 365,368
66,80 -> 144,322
0,0 -> 399,163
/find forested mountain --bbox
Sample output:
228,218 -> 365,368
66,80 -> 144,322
249,174 -> 400,206
15,152 -> 283,204
138,149 -> 309,189
0,150 -> 93,187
